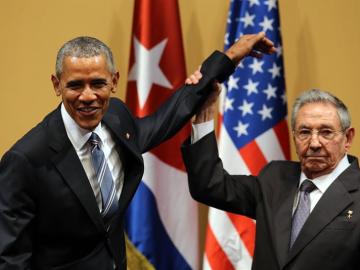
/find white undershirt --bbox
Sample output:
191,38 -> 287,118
61,104 -> 124,211
191,119 -> 351,214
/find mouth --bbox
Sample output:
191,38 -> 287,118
77,107 -> 100,116
305,156 -> 327,160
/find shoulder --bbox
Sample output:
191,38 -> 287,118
3,108 -> 61,163
259,160 -> 300,180
107,97 -> 132,116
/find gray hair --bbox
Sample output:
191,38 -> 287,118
55,36 -> 115,78
291,89 -> 351,130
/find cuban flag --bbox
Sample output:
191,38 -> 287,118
203,0 -> 290,269
124,0 -> 199,269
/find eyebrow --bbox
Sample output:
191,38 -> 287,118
297,124 -> 336,129
91,79 -> 108,84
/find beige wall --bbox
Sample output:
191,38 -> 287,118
1,0 -> 360,157
1,0 -> 360,261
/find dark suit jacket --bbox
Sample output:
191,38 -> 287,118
182,132 -> 360,270
0,51 -> 234,270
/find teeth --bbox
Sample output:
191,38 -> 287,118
79,107 -> 95,112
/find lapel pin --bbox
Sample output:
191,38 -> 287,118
125,133 -> 130,140
346,210 -> 353,219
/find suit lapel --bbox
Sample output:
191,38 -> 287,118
272,165 -> 300,268
285,159 -> 360,266
48,108 -> 104,233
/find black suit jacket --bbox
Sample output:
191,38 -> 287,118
182,132 -> 360,270
0,51 -> 234,270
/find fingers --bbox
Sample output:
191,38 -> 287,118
185,70 -> 203,85
225,31 -> 275,65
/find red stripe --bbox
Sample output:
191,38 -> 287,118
239,141 -> 267,175
205,225 -> 235,270
273,119 -> 291,160
227,213 -> 256,257
216,112 -> 223,138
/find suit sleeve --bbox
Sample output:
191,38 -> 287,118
0,150 -> 35,269
135,51 -> 235,153
181,132 -> 260,218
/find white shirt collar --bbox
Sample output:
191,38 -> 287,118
61,104 -> 103,151
299,155 -> 351,193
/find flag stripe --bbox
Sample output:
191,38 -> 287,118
204,226 -> 235,270
208,208 -> 253,269
256,127 -> 285,162
239,141 -> 267,175
273,119 -> 291,160
227,213 -> 256,257
125,181 -> 191,270
141,153 -> 199,269
219,125 -> 250,175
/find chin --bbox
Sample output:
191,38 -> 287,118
76,119 -> 100,131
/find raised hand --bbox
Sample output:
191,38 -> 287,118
225,32 -> 276,65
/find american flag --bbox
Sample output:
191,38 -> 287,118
203,0 -> 290,269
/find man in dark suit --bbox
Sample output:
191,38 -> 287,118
181,87 -> 359,270
0,33 -> 275,269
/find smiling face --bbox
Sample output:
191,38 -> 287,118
294,102 -> 355,179
52,55 -> 119,130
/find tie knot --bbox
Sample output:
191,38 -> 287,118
300,180 -> 317,193
89,132 -> 101,147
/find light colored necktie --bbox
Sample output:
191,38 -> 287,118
290,179 -> 317,248
89,132 -> 118,220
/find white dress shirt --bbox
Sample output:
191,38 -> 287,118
191,119 -> 351,214
61,104 -> 124,211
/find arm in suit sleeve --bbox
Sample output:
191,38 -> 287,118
135,51 -> 235,153
0,150 -> 36,269
181,132 -> 260,218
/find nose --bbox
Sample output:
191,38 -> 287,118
309,133 -> 322,149
79,85 -> 96,103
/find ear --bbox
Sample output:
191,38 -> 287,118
344,127 -> 355,152
51,75 -> 61,96
110,72 -> 120,94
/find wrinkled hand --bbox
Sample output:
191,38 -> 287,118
186,67 -> 220,123
192,82 -> 221,124
225,32 -> 276,65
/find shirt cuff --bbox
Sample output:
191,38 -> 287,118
191,120 -> 214,144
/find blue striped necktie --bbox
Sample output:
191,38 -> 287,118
89,132 -> 118,220
290,179 -> 317,248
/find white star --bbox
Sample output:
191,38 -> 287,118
243,79 -> 259,96
238,100 -> 254,116
228,75 -> 240,92
227,10 -> 232,24
263,84 -> 277,100
281,92 -> 287,104
259,16 -> 274,33
233,121 -> 249,137
264,0 -> 277,11
249,59 -> 264,75
276,44 -> 282,58
240,12 -> 255,28
268,63 -> 281,79
224,33 -> 230,46
248,0 -> 260,7
224,98 -> 235,112
128,37 -> 172,108
258,104 -> 273,120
